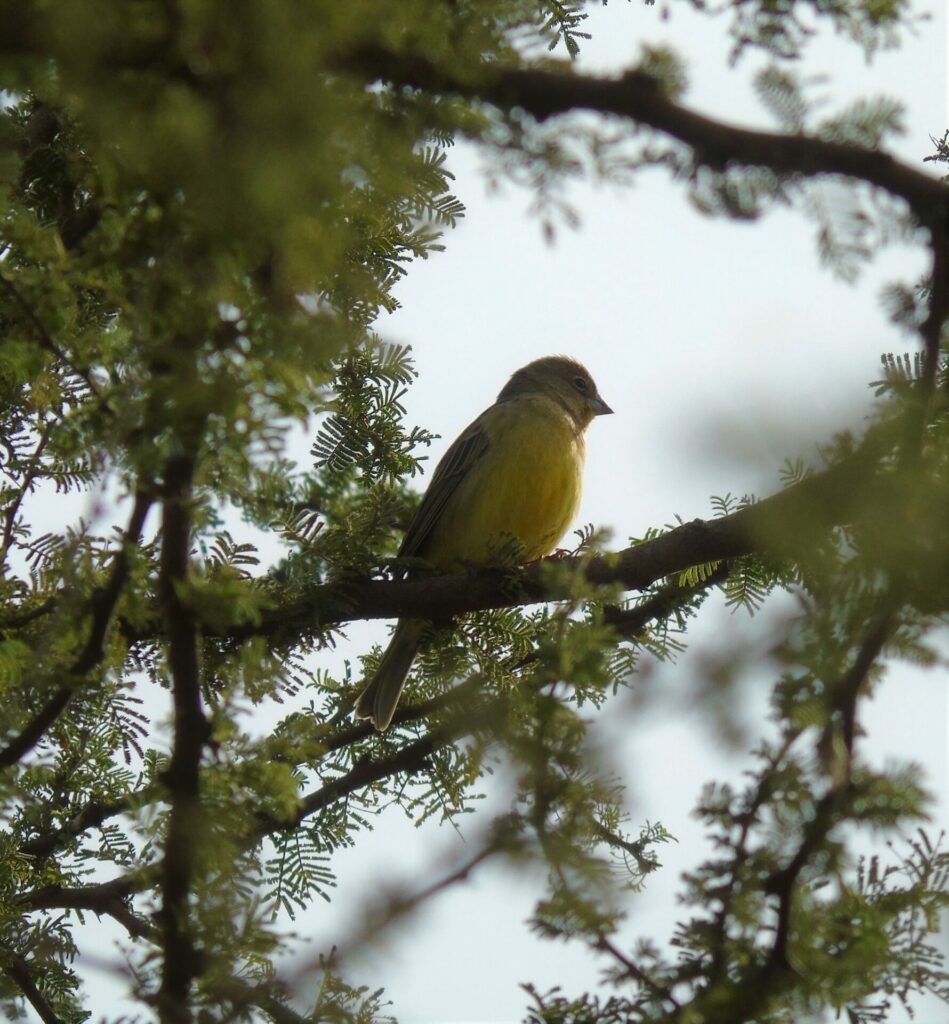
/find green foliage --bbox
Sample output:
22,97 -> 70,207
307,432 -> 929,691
925,129 -> 949,176
311,342 -> 435,484
539,0 -> 593,57
0,2 -> 945,1024
704,64 -> 915,280
701,0 -> 918,62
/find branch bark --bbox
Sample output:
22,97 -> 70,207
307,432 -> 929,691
20,878 -> 154,940
0,491 -> 153,769
223,451 -> 874,640
156,454 -> 207,1024
0,943 -> 66,1024
339,47 -> 949,229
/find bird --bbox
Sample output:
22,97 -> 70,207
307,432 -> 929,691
353,355 -> 613,731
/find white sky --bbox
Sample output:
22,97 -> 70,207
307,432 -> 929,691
14,3 -> 948,1022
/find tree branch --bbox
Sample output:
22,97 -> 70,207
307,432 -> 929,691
220,452 -> 873,640
601,561 -> 730,638
255,729 -> 441,842
340,47 -> 948,229
0,490 -> 153,769
756,613 -> 895,998
156,454 -> 208,1024
594,933 -> 680,1011
828,608 -> 897,770
0,597 -> 56,632
19,879 -> 154,940
19,567 -> 716,867
0,422 -> 52,563
19,864 -> 158,907
320,837 -> 510,975
19,568 -> 715,865
0,267 -> 104,400
0,943 -> 66,1024
8,458 -> 883,873
20,794 -> 135,862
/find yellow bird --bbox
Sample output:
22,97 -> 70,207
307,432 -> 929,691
354,355 -> 612,731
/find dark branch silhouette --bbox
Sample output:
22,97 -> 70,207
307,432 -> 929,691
0,491 -> 153,769
338,47 -> 948,229
0,943 -> 66,1024
156,454 -> 208,1024
20,878 -> 153,940
218,450 -> 874,640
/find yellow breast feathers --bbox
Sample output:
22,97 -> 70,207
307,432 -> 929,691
422,395 -> 586,570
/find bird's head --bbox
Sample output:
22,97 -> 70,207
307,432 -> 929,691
497,355 -> 613,428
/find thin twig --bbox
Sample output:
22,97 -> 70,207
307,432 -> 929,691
20,793 -> 136,861
19,879 -> 155,940
595,933 -> 680,1010
316,839 -> 508,982
0,268 -> 103,400
0,491 -> 153,769
0,422 -> 53,562
0,943 -> 66,1024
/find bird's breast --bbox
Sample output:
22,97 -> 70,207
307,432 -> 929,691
426,398 -> 586,569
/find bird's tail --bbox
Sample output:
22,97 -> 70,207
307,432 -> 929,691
354,619 -> 424,731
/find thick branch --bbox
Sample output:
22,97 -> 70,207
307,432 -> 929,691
920,225 -> 949,398
0,422 -> 52,562
342,47 -> 948,229
227,453 -> 873,639
0,491 -> 153,769
157,455 -> 207,1024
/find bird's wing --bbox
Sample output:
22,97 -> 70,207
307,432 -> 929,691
398,411 -> 492,560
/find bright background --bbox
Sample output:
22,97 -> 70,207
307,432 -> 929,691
16,3 -> 948,1021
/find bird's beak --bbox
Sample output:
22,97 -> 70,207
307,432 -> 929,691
592,395 -> 614,416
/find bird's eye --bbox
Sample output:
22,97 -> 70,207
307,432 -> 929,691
573,376 -> 588,392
